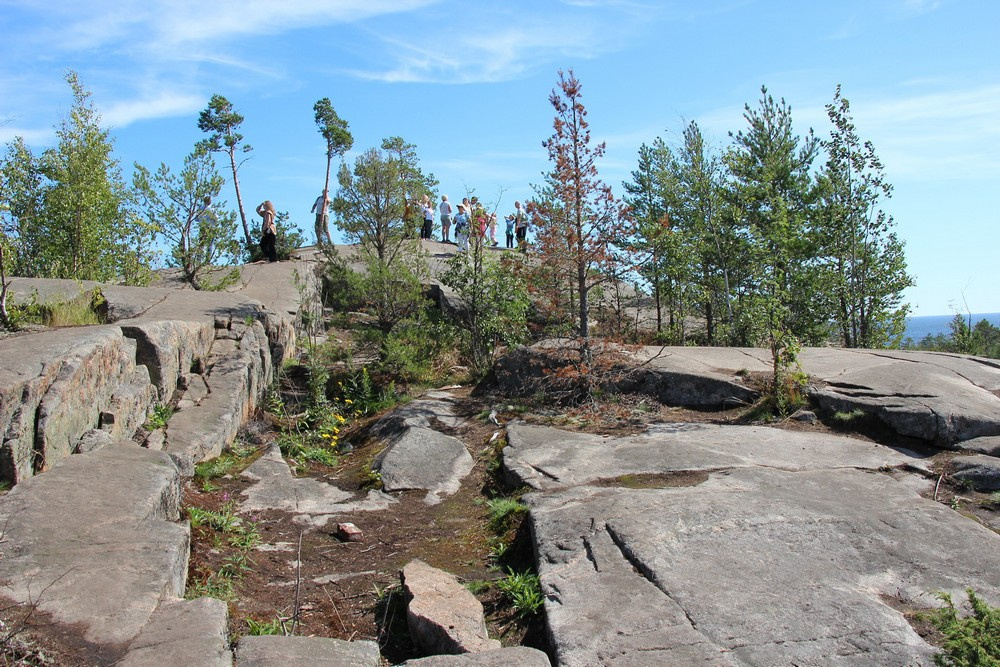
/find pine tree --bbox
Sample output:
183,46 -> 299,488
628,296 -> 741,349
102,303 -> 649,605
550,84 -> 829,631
817,85 -> 913,348
313,98 -> 353,247
197,95 -> 253,247
133,150 -> 240,290
531,70 -> 633,363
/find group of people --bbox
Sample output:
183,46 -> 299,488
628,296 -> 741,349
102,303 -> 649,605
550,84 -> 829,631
436,195 -> 529,252
253,190 -> 531,263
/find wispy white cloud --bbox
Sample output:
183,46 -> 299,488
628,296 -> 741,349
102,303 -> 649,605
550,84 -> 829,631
101,92 -> 206,128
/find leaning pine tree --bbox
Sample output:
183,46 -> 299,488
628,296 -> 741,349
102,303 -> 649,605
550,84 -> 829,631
529,70 -> 634,400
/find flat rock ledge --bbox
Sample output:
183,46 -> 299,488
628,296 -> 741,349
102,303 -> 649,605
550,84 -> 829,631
235,635 -> 381,666
0,442 -> 189,648
504,421 -> 1000,666
240,442 -> 396,526
401,559 -> 502,656
372,398 -> 474,505
400,646 -> 551,666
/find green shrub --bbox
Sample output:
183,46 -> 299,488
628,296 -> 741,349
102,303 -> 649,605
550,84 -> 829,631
144,403 -> 173,430
246,617 -> 285,636
929,589 -> 1000,666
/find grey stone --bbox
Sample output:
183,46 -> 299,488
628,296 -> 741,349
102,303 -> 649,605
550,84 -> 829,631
163,328 -> 270,475
401,646 -> 551,665
951,454 -> 1000,491
527,465 -> 1000,666
401,559 -> 500,656
0,442 -> 189,645
120,319 -> 216,402
375,426 -> 473,504
503,422 -> 917,491
120,597 -> 232,667
180,372 -> 211,404
791,408 -> 818,422
235,635 -> 381,666
100,364 -> 158,440
240,443 -> 396,517
497,344 -> 1000,445
956,435 -> 1000,456
369,398 -> 464,438
75,428 -> 114,453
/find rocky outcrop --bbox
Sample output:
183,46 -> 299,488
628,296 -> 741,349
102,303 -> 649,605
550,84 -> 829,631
400,646 -> 551,665
504,421 -> 1000,666
235,635 -> 382,666
401,559 -> 501,656
119,597 -> 232,667
0,442 -> 189,647
494,343 -> 1000,446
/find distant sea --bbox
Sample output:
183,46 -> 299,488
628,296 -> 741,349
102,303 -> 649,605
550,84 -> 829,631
903,312 -> 1000,342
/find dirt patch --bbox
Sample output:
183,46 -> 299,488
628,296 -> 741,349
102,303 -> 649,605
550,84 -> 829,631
591,470 -> 710,489
182,388 -> 548,665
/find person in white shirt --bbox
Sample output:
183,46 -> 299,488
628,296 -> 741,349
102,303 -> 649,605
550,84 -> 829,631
439,195 -> 453,243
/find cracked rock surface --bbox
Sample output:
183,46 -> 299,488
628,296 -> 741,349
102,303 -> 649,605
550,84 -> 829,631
507,423 -> 1000,666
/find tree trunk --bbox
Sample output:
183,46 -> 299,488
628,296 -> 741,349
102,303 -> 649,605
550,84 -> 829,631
318,153 -> 333,246
229,148 -> 252,246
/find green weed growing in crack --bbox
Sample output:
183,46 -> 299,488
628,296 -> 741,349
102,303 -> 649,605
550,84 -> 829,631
496,568 -> 544,619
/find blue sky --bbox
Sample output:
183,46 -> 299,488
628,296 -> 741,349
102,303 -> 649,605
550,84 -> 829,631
2,0 -> 997,317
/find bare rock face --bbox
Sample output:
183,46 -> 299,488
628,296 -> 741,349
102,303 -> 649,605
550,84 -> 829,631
372,399 -> 473,505
235,635 -> 381,666
401,559 -> 501,656
505,421 -> 1000,667
0,442 -> 189,646
400,646 -> 552,665
0,326 -> 150,483
951,454 -> 1000,491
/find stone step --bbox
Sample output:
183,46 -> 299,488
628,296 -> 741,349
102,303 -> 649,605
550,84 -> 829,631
0,442 -> 189,646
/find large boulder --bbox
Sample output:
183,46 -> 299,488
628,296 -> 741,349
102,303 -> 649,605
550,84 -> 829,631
401,559 -> 501,656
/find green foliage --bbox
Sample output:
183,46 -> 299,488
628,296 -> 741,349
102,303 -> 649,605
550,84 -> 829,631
928,590 -> 1000,666
132,149 -> 241,289
816,85 -> 912,348
333,138 -> 436,263
144,403 -> 173,430
486,497 -> 528,534
496,569 -> 544,619
185,500 -> 260,601
440,242 -> 530,376
335,367 -> 401,417
245,617 -> 286,636
1,73 -> 155,285
831,409 -> 866,423
187,502 -> 242,533
907,315 -> 1000,360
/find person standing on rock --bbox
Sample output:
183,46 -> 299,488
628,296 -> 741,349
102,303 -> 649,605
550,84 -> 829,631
257,200 -> 277,262
514,201 -> 528,251
453,203 -> 469,253
439,195 -> 453,243
421,194 -> 435,240
311,190 -> 330,246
